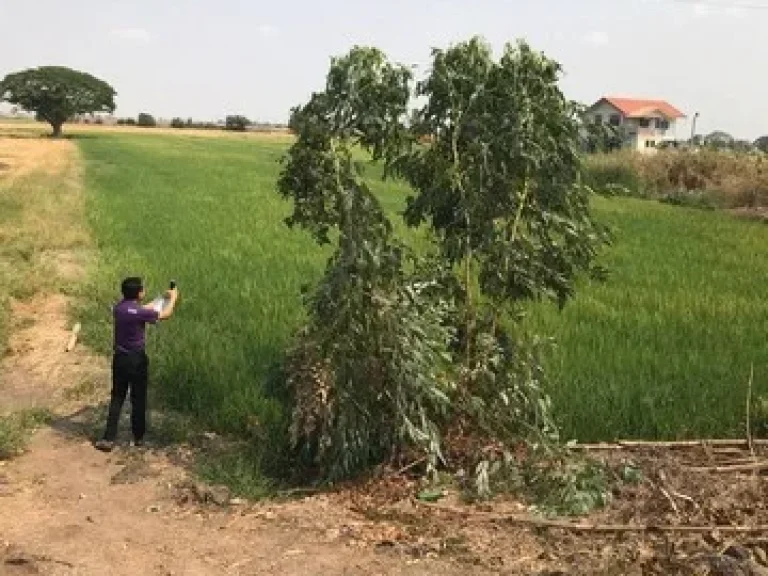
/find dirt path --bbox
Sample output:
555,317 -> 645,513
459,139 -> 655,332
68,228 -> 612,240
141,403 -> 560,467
0,428 -> 481,575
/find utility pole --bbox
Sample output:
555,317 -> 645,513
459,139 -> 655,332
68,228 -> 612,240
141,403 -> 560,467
690,112 -> 700,145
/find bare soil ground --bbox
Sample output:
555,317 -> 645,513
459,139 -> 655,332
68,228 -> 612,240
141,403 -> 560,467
0,294 -> 102,415
3,131 -> 768,575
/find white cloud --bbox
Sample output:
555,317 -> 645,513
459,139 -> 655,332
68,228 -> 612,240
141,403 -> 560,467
726,5 -> 747,17
111,27 -> 152,44
691,2 -> 745,18
583,31 -> 609,47
256,24 -> 280,39
692,2 -> 714,17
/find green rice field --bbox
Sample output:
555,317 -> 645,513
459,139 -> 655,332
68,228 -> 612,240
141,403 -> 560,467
76,132 -> 768,444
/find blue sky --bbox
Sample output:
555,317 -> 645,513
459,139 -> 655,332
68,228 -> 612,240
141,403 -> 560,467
1,0 -> 766,138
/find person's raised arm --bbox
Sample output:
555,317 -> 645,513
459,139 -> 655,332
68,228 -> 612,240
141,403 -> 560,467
142,287 -> 178,320
158,287 -> 178,320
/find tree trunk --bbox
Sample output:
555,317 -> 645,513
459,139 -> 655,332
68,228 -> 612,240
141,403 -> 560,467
51,122 -> 63,138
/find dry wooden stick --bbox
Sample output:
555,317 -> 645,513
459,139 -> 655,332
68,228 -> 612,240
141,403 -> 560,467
275,487 -> 320,497
574,439 -> 768,451
647,472 -> 678,516
668,489 -> 700,512
713,447 -> 753,456
686,461 -> 768,474
414,501 -> 768,534
388,457 -> 427,478
706,457 -> 766,467
658,470 -> 700,512
5,554 -> 75,569
65,322 -> 81,352
657,485 -> 680,516
747,363 -> 756,460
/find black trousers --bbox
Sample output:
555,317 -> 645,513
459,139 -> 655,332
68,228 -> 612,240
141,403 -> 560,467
103,350 -> 149,442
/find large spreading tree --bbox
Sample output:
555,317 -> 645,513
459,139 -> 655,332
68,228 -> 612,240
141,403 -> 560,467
0,66 -> 116,137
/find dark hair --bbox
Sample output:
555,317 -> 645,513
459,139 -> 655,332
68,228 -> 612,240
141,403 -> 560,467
121,277 -> 144,300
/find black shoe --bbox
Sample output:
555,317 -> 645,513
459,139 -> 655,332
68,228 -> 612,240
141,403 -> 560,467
131,439 -> 145,448
94,439 -> 115,452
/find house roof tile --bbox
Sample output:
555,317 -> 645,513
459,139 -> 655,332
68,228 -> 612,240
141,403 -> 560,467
597,97 -> 686,119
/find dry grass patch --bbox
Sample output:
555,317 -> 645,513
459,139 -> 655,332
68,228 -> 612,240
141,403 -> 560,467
75,123 -> 294,141
585,149 -> 768,208
0,137 -> 75,181
0,137 -> 89,292
0,133 -> 95,384
0,120 -> 294,143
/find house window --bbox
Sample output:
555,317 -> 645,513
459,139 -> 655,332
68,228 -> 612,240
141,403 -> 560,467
639,118 -> 650,128
657,119 -> 670,130
645,140 -> 656,148
609,114 -> 621,127
594,114 -> 603,125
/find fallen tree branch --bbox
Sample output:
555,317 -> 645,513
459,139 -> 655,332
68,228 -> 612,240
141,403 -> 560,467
414,501 -> 768,534
574,439 -> 768,451
275,487 -> 321,497
387,457 -> 427,478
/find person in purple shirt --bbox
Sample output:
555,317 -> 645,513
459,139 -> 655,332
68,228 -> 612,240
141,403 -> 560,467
94,277 -> 178,452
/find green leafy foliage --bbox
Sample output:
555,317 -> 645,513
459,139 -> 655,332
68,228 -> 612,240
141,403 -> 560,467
400,38 -> 608,311
0,66 -> 116,137
278,48 -> 453,480
618,461 -> 643,485
582,119 -> 625,154
754,136 -> 768,154
170,117 -> 186,129
277,38 -> 608,498
523,453 -> 611,516
464,444 -> 612,516
137,113 -> 156,127
225,115 -> 251,131
285,273 -> 456,480
0,409 -> 53,460
391,39 -> 608,494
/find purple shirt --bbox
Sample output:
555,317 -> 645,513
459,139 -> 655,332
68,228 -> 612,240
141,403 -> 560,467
113,299 -> 159,353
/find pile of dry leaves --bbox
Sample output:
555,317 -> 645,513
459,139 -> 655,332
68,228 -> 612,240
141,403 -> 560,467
232,441 -> 768,575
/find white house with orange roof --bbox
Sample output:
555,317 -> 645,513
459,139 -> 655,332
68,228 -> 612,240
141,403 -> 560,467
585,97 -> 686,152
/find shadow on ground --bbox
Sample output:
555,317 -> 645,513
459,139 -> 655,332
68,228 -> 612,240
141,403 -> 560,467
44,400 -> 272,498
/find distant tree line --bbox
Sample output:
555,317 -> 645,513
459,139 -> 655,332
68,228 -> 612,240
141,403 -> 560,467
97,112 -> 288,132
694,131 -> 767,154
168,115 -> 252,131
137,112 -> 156,127
168,117 -> 221,130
